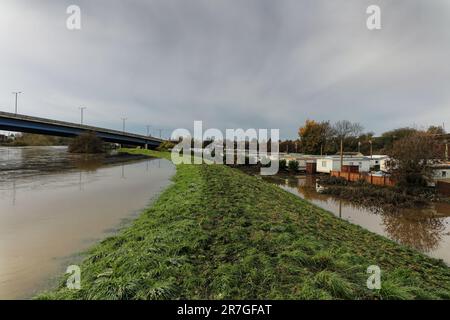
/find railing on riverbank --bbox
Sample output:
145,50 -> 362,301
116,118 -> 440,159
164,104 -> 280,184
330,171 -> 396,187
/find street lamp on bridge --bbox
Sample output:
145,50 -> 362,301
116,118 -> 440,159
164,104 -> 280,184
79,107 -> 87,125
12,91 -> 23,115
121,117 -> 127,133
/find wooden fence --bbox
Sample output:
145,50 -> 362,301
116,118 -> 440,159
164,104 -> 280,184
436,180 -> 450,196
330,171 -> 396,187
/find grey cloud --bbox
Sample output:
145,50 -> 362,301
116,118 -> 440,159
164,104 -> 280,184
0,0 -> 449,138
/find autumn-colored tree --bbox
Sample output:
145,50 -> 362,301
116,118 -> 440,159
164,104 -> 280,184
298,120 -> 332,154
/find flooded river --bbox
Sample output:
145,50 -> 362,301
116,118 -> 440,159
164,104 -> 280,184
263,175 -> 450,265
0,146 -> 175,299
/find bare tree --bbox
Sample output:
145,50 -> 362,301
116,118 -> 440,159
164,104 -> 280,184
332,120 -> 364,169
332,120 -> 364,140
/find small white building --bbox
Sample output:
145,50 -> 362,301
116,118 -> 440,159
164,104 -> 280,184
316,156 -> 371,173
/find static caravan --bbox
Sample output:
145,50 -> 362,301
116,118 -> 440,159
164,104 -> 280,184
380,157 -> 393,172
432,163 -> 450,181
316,156 -> 371,174
369,155 -> 389,169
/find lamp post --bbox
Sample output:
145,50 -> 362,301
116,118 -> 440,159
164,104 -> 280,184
12,91 -> 23,115
121,118 -> 127,133
145,125 -> 152,150
79,107 -> 86,125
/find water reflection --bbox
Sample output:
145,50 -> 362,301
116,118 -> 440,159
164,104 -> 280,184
263,175 -> 450,264
382,210 -> 445,253
73,156 -> 104,171
0,147 -> 175,299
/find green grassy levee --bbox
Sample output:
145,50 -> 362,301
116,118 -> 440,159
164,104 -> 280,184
38,149 -> 450,300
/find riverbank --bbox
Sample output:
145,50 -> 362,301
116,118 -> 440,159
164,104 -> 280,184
38,149 -> 450,299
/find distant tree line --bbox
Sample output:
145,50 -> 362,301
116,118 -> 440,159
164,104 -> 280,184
2,133 -> 72,146
170,122 -> 447,160
282,120 -> 447,157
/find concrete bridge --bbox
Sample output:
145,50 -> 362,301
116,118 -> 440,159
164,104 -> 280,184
0,111 -> 163,148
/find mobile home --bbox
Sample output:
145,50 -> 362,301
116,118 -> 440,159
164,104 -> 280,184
316,156 -> 371,174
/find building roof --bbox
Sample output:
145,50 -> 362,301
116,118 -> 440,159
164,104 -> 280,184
317,156 -> 371,161
334,152 -> 364,157
432,162 -> 450,169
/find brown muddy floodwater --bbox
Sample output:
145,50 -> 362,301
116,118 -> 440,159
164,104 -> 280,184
0,146 -> 175,299
263,175 -> 450,266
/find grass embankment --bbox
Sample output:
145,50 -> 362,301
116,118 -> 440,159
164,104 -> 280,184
39,150 -> 450,300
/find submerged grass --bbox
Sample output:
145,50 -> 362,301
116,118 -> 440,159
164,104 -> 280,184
38,150 -> 450,300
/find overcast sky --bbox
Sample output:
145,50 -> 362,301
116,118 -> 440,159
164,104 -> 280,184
1,0 -> 449,138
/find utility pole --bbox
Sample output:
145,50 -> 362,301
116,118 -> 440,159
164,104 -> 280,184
340,138 -> 343,172
121,118 -> 127,133
445,139 -> 448,161
12,91 -> 23,115
79,107 -> 86,125
369,140 -> 373,160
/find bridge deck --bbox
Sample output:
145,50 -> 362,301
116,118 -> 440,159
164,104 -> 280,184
0,111 -> 163,147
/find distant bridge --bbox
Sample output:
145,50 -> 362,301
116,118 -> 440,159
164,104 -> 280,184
0,111 -> 163,148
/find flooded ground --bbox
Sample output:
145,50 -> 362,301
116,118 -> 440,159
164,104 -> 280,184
0,146 -> 175,299
263,175 -> 450,265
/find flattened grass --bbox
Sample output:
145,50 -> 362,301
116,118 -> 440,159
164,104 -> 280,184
38,150 -> 450,299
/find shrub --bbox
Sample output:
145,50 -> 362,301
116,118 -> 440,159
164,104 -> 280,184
260,156 -> 271,168
387,133 -> 442,189
279,159 -> 287,170
288,160 -> 299,172
156,141 -> 175,152
318,176 -> 348,186
68,131 -> 104,154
